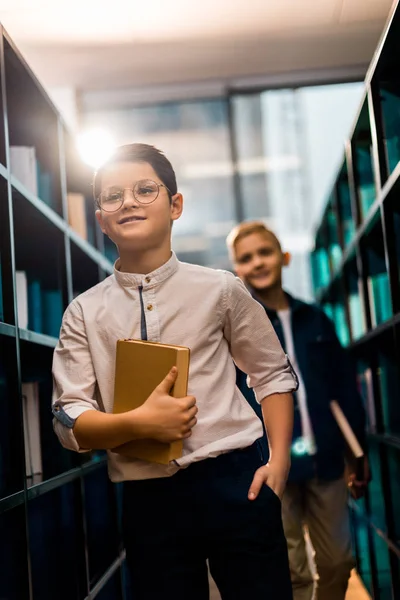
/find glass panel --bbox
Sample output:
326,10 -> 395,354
352,499 -> 373,594
352,102 -> 377,221
380,81 -> 400,175
84,467 -> 121,588
28,481 -> 87,600
0,505 -> 30,599
0,336 -> 25,498
377,334 -> 400,436
0,176 -> 14,326
336,162 -> 356,247
345,259 -> 366,341
387,447 -> 400,548
362,217 -> 392,328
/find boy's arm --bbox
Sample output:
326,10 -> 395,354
222,273 -> 296,499
248,392 -> 293,500
53,302 -> 197,452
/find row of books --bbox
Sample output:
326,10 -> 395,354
9,145 -> 93,243
10,146 -> 54,209
16,271 -> 63,338
22,381 -> 42,483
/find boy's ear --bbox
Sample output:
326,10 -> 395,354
171,193 -> 183,221
283,251 -> 291,267
95,209 -> 106,234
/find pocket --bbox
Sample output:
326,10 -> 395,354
260,482 -> 282,505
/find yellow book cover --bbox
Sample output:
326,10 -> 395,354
112,339 -> 190,464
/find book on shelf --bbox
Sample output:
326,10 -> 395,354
112,339 -> 190,464
67,193 -> 88,240
16,271 -> 28,329
42,290 -> 63,338
22,382 -> 43,480
367,274 -> 392,328
10,146 -> 38,196
357,367 -> 376,434
28,279 -> 43,333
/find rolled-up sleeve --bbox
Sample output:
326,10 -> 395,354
52,300 -> 99,452
223,272 -> 297,403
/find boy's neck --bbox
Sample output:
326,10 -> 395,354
118,246 -> 172,275
254,285 -> 289,312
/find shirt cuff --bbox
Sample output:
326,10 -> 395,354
52,403 -> 95,453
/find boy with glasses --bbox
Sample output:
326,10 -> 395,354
52,144 -> 297,600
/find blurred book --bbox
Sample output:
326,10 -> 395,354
37,161 -> 53,208
357,367 -> 376,434
42,290 -> 63,338
22,382 -> 43,479
28,279 -> 43,333
67,193 -> 87,240
10,146 -> 38,196
16,271 -> 28,329
367,274 -> 392,327
113,339 -> 190,464
330,400 -> 364,481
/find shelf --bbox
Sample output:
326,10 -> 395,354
18,328 -> 58,349
0,161 -> 7,180
27,455 -> 107,503
349,312 -> 400,350
369,433 -> 400,452
381,157 -> 400,206
11,174 -> 66,234
0,490 -> 25,515
0,322 -> 16,338
349,498 -> 400,561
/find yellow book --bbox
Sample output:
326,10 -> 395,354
112,339 -> 190,464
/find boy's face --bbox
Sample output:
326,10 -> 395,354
95,161 -> 183,251
234,232 -> 290,292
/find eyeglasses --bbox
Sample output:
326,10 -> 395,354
96,179 -> 170,213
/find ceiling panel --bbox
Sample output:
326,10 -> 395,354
0,0 -> 393,92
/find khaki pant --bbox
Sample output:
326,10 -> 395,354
282,478 -> 355,600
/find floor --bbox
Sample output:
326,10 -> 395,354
208,568 -> 371,599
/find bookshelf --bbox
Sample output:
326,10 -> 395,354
0,26 -> 126,600
311,2 -> 400,598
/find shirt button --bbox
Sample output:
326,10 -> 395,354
147,304 -> 153,311
145,276 -> 151,283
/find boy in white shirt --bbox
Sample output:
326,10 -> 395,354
52,144 -> 297,599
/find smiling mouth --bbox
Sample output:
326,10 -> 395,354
118,216 -> 147,225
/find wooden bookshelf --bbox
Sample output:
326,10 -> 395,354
311,2 -> 400,598
0,26 -> 125,600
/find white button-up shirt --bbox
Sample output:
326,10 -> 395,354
52,252 -> 297,482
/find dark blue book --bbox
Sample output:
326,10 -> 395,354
28,280 -> 42,333
42,290 -> 63,338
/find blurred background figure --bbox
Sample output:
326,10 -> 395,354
228,221 -> 370,600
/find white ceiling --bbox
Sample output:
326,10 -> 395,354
0,0 -> 394,93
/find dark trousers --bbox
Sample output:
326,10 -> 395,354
122,441 -> 293,600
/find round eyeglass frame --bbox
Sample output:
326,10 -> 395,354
95,179 -> 171,212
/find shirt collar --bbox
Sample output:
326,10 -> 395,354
113,251 -> 179,289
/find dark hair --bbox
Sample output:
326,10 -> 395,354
93,143 -> 177,200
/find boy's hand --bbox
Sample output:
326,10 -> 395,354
134,367 -> 198,443
248,458 -> 290,501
